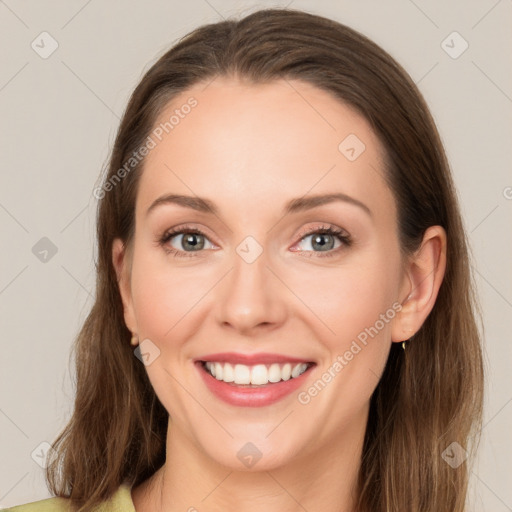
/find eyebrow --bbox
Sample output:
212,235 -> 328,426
145,192 -> 372,217
285,193 -> 372,217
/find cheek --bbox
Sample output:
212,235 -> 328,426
286,254 -> 399,347
129,250 -> 212,342
129,233 -> 402,357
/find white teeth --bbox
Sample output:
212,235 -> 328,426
291,363 -> 306,378
268,363 -> 282,383
206,361 -> 216,377
282,363 -> 292,381
250,364 -> 268,385
233,364 -> 251,384
222,362 -> 235,382
203,361 -> 310,385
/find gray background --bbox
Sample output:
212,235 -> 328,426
0,0 -> 511,510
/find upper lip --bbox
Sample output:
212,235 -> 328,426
195,352 -> 314,365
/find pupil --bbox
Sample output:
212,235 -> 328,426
183,234 -> 204,251
313,234 -> 333,251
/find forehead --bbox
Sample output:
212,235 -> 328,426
136,76 -> 393,221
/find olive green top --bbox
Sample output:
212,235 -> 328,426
6,483 -> 136,511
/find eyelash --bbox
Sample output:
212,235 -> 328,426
295,224 -> 352,258
158,223 -> 352,259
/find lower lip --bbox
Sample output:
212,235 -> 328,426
195,362 -> 315,407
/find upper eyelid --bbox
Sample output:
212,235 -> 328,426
163,223 -> 345,236
292,227 -> 350,250
162,224 -> 349,248
296,224 -> 348,238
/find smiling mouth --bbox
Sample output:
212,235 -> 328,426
198,360 -> 316,387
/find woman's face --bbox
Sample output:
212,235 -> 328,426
115,77 -> 411,470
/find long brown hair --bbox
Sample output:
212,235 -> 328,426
45,8 -> 484,511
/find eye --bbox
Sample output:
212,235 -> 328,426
292,224 -> 352,258
157,223 -> 352,259
158,225 -> 215,258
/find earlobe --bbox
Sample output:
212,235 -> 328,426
391,226 -> 447,343
112,238 -> 138,334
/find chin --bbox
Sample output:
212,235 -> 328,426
196,431 -> 303,472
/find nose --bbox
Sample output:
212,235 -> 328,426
214,245 -> 287,335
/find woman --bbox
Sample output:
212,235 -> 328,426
9,7 -> 484,512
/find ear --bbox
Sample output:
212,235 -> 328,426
112,238 -> 138,334
391,225 -> 447,343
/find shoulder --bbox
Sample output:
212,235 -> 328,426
5,495 -> 69,512
6,483 -> 136,512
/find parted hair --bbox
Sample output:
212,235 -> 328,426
45,8 -> 484,512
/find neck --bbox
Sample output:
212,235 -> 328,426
133,410 -> 367,512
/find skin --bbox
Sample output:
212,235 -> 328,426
112,76 -> 446,512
